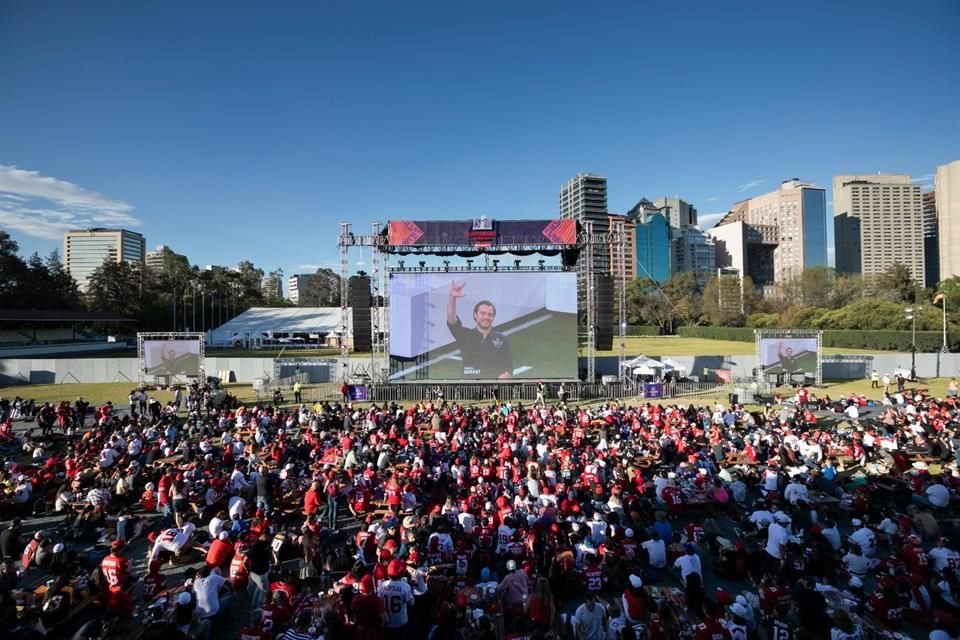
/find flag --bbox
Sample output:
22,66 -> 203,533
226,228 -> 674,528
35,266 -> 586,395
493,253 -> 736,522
933,293 -> 945,306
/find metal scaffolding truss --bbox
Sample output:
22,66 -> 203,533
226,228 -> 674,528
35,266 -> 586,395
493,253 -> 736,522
610,218 -> 627,380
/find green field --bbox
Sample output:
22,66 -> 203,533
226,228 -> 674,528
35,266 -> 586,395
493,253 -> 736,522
589,336 -> 880,357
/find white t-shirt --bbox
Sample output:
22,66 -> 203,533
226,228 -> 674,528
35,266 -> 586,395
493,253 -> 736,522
149,527 -> 192,563
784,483 -> 809,505
642,539 -> 667,568
673,553 -> 702,583
228,495 -> 247,520
763,470 -> 778,493
842,552 -> 873,576
193,572 -> 226,618
378,578 -> 414,628
765,523 -> 789,560
928,547 -> 960,573
849,527 -> 876,553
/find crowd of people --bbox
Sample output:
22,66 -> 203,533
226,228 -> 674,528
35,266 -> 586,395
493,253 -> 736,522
0,378 -> 959,639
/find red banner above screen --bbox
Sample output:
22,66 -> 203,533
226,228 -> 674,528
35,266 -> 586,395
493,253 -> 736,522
387,219 -> 577,247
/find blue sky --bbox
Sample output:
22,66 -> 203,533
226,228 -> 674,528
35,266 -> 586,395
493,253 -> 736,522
1,0 -> 958,282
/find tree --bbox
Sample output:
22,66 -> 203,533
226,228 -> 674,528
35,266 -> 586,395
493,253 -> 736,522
661,271 -> 703,328
298,268 -> 342,307
701,276 -> 744,326
873,263 -> 917,304
800,267 -> 836,308
0,231 -> 27,300
829,273 -> 865,309
86,259 -> 144,318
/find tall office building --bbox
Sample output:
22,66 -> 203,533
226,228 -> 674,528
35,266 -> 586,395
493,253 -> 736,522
833,174 -> 925,286
937,160 -> 960,281
607,214 -> 636,282
653,197 -> 698,228
559,173 -> 611,349
145,244 -> 188,274
288,273 -> 318,305
710,179 -> 827,292
923,191 -> 939,286
670,226 -> 716,281
63,228 -> 145,292
626,199 -> 671,283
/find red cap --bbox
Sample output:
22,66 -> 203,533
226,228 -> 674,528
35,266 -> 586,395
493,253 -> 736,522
360,574 -> 375,594
388,559 -> 406,579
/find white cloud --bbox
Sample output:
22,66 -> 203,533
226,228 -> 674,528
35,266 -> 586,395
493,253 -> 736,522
911,174 -> 934,183
0,165 -> 141,241
736,179 -> 766,193
705,196 -> 719,202
698,212 -> 726,230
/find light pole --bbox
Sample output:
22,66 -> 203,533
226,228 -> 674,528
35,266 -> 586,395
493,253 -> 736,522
906,306 -> 919,376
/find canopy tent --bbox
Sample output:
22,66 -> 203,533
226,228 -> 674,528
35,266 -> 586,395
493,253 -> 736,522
660,358 -> 688,375
620,354 -> 667,376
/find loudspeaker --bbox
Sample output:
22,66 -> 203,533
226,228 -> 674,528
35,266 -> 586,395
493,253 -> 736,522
349,276 -> 372,352
595,274 -> 613,351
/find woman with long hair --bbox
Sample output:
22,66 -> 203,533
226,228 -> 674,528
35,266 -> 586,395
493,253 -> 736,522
525,576 -> 556,634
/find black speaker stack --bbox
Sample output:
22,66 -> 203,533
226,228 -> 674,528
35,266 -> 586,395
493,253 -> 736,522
349,275 -> 372,352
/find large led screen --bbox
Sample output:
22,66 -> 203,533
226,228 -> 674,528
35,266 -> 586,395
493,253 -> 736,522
759,337 -> 818,375
144,339 -> 201,377
389,272 -> 578,381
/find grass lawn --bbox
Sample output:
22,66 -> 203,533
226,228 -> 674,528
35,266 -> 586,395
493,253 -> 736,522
589,335 -> 889,357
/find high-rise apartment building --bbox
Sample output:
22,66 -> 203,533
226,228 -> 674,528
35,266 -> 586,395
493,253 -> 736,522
63,228 -> 145,292
936,160 -> 960,281
711,179 -> 827,292
923,191 -> 939,286
145,244 -> 188,274
833,175 -> 925,286
560,172 -> 609,269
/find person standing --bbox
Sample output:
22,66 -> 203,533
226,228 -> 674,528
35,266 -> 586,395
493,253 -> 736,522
378,560 -> 414,634
245,534 -> 272,620
535,380 -> 545,407
293,380 -> 302,404
871,370 -> 880,388
573,592 -> 607,640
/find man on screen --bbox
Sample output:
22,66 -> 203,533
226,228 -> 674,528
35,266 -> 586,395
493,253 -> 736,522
777,341 -> 799,373
446,280 -> 513,379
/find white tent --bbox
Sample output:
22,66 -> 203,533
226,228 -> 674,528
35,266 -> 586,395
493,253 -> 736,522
661,358 -> 688,375
620,354 -> 667,376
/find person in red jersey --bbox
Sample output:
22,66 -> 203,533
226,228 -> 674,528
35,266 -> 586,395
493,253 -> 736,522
141,560 -> 166,602
693,600 -> 728,640
101,539 -> 134,618
205,530 -> 235,571
259,590 -> 293,635
351,574 -> 386,640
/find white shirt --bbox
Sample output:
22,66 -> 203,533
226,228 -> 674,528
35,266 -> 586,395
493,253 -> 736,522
228,495 -> 247,520
849,527 -> 876,554
784,482 -> 809,505
642,538 -> 667,568
377,578 -> 414,628
822,526 -> 842,551
149,527 -> 193,564
193,572 -> 227,618
673,553 -> 702,583
929,546 -> 960,573
842,551 -> 873,576
765,523 -> 789,560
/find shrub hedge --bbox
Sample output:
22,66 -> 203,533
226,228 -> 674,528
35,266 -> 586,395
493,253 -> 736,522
625,326 -> 662,336
677,326 -> 960,352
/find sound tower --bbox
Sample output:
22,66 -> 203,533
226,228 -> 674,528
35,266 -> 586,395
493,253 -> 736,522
595,274 -> 614,351
349,275 -> 372,352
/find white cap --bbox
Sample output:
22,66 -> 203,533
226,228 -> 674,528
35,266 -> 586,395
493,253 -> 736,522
773,512 -> 791,524
729,603 -> 749,618
53,543 -> 65,553
629,574 -> 642,589
506,559 -> 517,571
218,531 -> 230,541
625,528 -> 634,538
851,518 -> 862,527
177,592 -> 192,605
848,576 -> 863,588
145,482 -> 155,490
